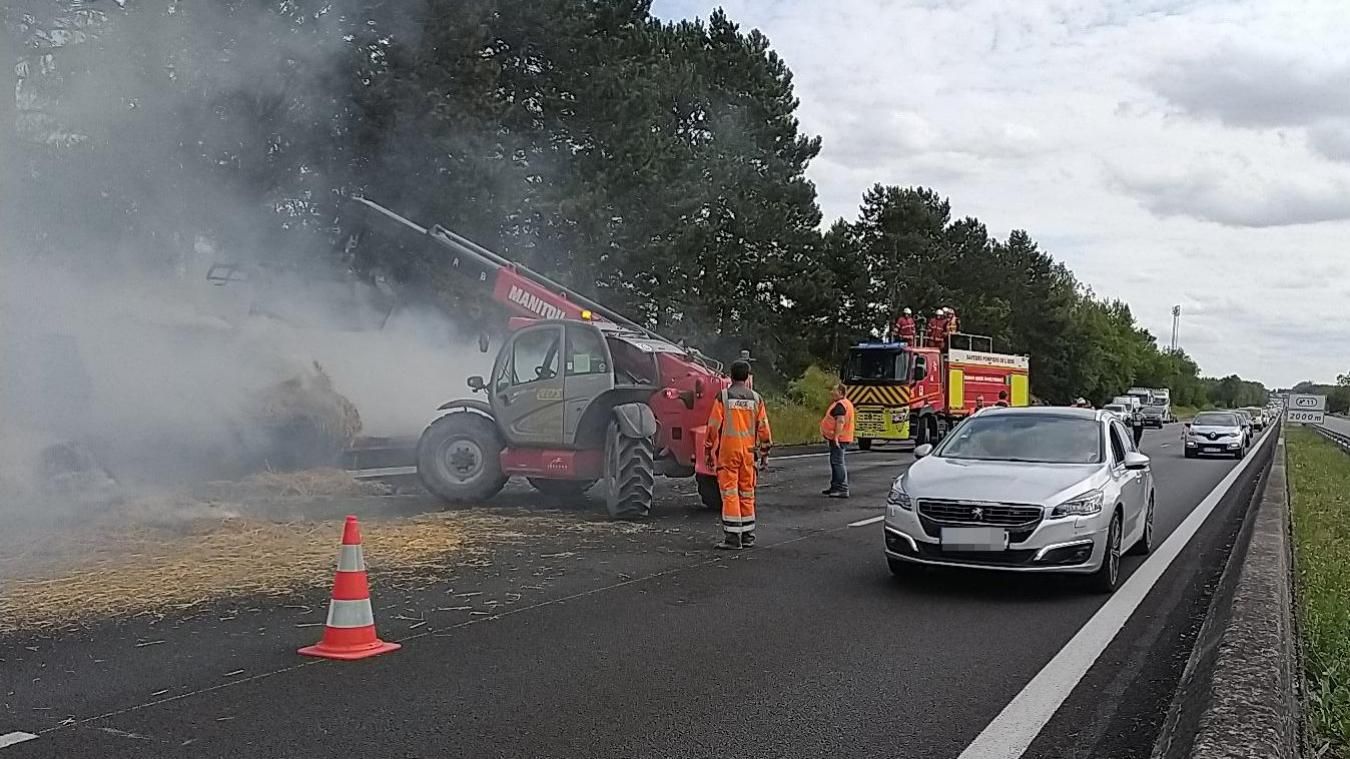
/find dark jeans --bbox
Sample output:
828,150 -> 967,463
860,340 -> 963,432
829,441 -> 848,493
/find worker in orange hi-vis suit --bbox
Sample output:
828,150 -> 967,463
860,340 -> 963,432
705,359 -> 773,549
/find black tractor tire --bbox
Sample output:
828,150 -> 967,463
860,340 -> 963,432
416,413 -> 508,503
604,420 -> 655,519
695,472 -> 721,510
857,438 -> 873,451
528,478 -> 597,499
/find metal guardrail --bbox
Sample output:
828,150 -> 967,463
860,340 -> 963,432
1313,423 -> 1350,452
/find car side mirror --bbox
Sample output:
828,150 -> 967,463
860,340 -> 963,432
914,444 -> 933,459
1123,451 -> 1150,470
467,375 -> 486,391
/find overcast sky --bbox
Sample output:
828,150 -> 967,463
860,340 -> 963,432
652,0 -> 1350,388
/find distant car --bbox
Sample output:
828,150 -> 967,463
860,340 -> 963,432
1184,411 -> 1247,459
883,407 -> 1155,594
1241,407 -> 1267,430
1232,409 -> 1255,444
1140,405 -> 1166,428
1102,403 -> 1129,422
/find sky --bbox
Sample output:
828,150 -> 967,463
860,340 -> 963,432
651,0 -> 1350,388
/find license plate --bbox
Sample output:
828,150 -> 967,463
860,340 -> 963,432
857,412 -> 883,423
941,527 -> 1008,551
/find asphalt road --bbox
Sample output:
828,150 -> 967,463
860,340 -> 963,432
1,424 -> 1264,759
1319,414 -> 1350,436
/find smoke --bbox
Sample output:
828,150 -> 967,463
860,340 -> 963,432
1,1 -> 487,500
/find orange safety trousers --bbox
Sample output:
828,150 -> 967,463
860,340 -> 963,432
706,387 -> 772,540
717,447 -> 758,537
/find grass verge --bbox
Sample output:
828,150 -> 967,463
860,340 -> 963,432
1287,427 -> 1350,756
764,398 -> 821,446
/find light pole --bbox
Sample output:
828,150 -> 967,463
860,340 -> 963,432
1170,305 -> 1181,352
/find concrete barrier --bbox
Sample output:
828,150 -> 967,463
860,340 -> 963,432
1152,430 -> 1299,759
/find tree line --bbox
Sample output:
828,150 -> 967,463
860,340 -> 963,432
6,0 -> 1269,406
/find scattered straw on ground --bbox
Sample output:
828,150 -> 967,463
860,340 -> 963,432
201,468 -> 390,500
0,512 -> 532,633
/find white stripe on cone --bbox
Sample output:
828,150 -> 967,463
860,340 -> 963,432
325,598 -> 376,629
337,544 -> 366,572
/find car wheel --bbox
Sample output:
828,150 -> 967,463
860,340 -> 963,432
857,438 -> 873,451
1129,494 -> 1154,556
1089,511 -> 1122,594
1184,449 -> 1196,459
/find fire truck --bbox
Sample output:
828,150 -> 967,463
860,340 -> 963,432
841,333 -> 1030,449
354,197 -> 733,518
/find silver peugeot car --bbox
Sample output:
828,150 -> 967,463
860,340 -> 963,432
883,407 -> 1155,593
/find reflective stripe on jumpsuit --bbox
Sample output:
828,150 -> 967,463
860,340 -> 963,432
706,386 -> 772,546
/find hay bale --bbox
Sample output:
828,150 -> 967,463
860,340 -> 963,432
247,362 -> 361,471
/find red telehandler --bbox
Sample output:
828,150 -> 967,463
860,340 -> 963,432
354,197 -> 731,518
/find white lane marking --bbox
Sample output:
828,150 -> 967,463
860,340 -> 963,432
957,428 -> 1272,759
0,733 -> 38,749
774,450 -> 913,461
848,515 -> 885,528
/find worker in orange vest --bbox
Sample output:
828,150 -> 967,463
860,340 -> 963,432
821,383 -> 856,498
705,360 -> 773,549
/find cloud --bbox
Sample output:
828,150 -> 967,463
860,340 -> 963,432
652,0 -> 1350,386
1113,161 -> 1350,227
1147,45 -> 1350,129
1308,123 -> 1350,162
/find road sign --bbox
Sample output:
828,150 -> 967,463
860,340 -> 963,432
1289,393 -> 1327,412
1287,410 -> 1325,424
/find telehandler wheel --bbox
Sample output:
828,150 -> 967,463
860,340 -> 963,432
695,473 -> 721,510
528,478 -> 597,500
857,438 -> 873,451
604,420 -> 655,519
416,413 -> 508,503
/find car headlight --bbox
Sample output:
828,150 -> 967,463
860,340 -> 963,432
886,478 -> 913,514
1051,489 -> 1103,518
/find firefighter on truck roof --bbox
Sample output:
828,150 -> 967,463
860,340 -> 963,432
894,308 -> 916,343
927,308 -> 949,347
705,360 -> 773,549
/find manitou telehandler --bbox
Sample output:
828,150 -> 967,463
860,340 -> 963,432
355,197 -> 733,518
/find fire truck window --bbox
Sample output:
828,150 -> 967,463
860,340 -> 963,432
511,328 -> 560,385
565,325 -> 608,376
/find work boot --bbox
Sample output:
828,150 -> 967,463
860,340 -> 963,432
821,487 -> 837,495
742,533 -> 756,548
828,490 -> 850,499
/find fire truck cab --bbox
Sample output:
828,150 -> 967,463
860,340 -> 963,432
841,334 -> 1030,450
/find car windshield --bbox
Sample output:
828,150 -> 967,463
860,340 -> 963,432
1193,412 -> 1238,426
935,413 -> 1103,464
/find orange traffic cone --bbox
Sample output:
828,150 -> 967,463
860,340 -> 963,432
299,515 -> 401,661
